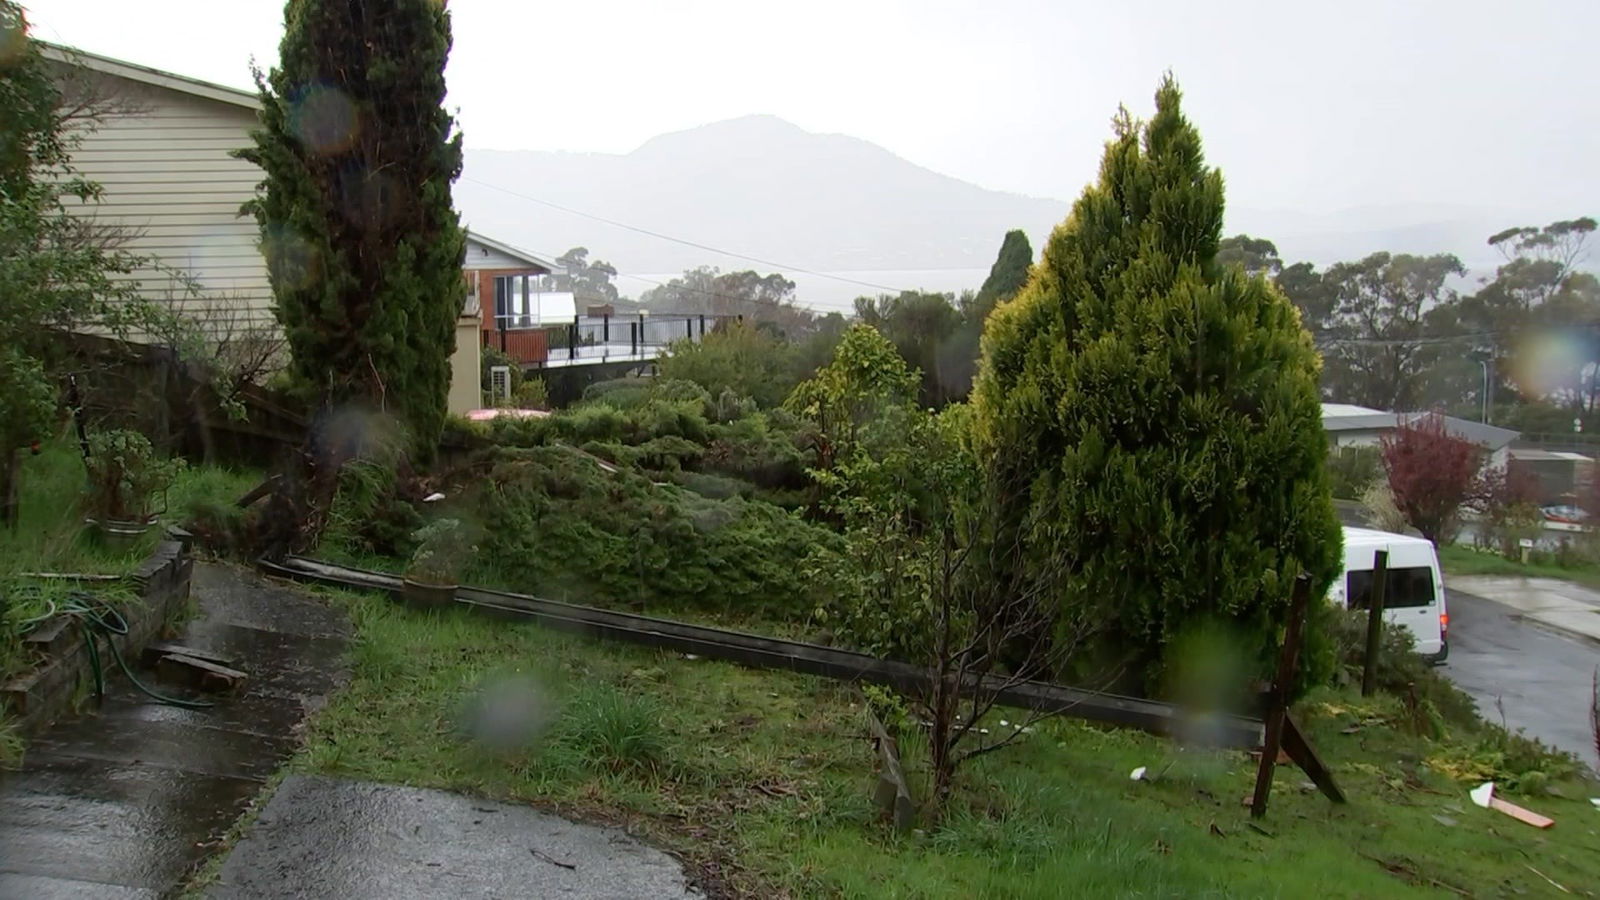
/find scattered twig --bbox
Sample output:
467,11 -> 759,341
529,848 -> 576,870
20,572 -> 123,582
1525,864 -> 1570,894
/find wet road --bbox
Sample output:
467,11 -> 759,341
1441,588 -> 1600,770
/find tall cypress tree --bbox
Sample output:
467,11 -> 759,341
238,0 -> 466,455
945,231 -> 1035,401
972,229 -> 1033,316
971,77 -> 1340,693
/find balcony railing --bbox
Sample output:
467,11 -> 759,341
484,313 -> 741,369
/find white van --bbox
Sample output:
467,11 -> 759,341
1329,527 -> 1449,663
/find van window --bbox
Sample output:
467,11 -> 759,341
1347,567 -> 1436,609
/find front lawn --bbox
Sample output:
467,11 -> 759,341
266,586 -> 1600,899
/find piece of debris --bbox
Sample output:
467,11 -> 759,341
1432,814 -> 1457,827
20,572 -> 123,582
1469,782 -> 1554,829
1525,864 -> 1570,894
529,848 -> 576,870
1130,766 -> 1148,781
423,492 -> 446,502
1208,821 -> 1226,837
141,641 -> 236,669
1246,822 -> 1273,837
683,654 -> 700,661
155,653 -> 247,693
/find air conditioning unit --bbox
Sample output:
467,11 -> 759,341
489,365 -> 512,402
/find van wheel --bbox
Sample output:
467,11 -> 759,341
1427,641 -> 1449,665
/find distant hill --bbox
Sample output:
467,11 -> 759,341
456,115 -> 1069,279
456,116 -> 1566,306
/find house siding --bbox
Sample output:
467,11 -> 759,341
48,54 -> 517,419
464,238 -> 549,272
55,72 -> 275,336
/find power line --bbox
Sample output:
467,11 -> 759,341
461,176 -> 917,295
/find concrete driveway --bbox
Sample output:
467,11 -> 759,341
1441,586 -> 1599,771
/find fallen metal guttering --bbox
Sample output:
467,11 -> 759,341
260,555 -> 1265,748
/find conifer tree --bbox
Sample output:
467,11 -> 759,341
972,229 -> 1033,316
238,0 -> 466,455
971,77 -> 1341,693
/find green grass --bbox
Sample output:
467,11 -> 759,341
286,587 -> 1600,899
1,437 -> 260,681
1439,542 -> 1600,590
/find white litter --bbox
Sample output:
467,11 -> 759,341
683,654 -> 699,660
422,492 -> 446,502
1130,766 -> 1148,781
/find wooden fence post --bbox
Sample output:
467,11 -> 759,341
1251,574 -> 1311,819
1361,550 -> 1390,697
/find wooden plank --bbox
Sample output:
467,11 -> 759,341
1489,796 -> 1554,829
139,641 -> 235,669
1251,574 -> 1311,819
155,653 -> 246,692
1280,711 -> 1345,804
866,710 -> 915,832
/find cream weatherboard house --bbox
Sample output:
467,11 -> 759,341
40,42 -> 555,416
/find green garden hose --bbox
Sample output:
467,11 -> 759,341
58,591 -> 214,710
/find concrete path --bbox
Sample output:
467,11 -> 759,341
0,564 -> 349,898
1442,588 -> 1600,770
207,776 -> 698,899
1447,575 -> 1600,644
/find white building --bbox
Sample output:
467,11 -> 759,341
1321,403 -> 1520,468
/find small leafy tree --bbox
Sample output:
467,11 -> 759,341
1379,412 -> 1485,544
817,403 -> 1100,813
786,325 -> 918,471
82,429 -> 184,523
0,6 -> 199,524
971,77 -> 1341,694
238,0 -> 468,455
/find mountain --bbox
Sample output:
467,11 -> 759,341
456,116 -> 1560,307
456,115 -> 1069,288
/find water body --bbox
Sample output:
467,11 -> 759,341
621,268 -> 992,313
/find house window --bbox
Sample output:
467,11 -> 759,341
495,275 -> 535,328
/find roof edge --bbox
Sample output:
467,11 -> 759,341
37,40 -> 261,111
465,230 -> 559,273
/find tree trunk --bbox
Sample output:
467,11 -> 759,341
1,447 -> 20,529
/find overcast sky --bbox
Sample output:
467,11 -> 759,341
23,0 -> 1600,224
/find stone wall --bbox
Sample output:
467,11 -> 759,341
1,539 -> 194,736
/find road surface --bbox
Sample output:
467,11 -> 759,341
1442,587 -> 1599,770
